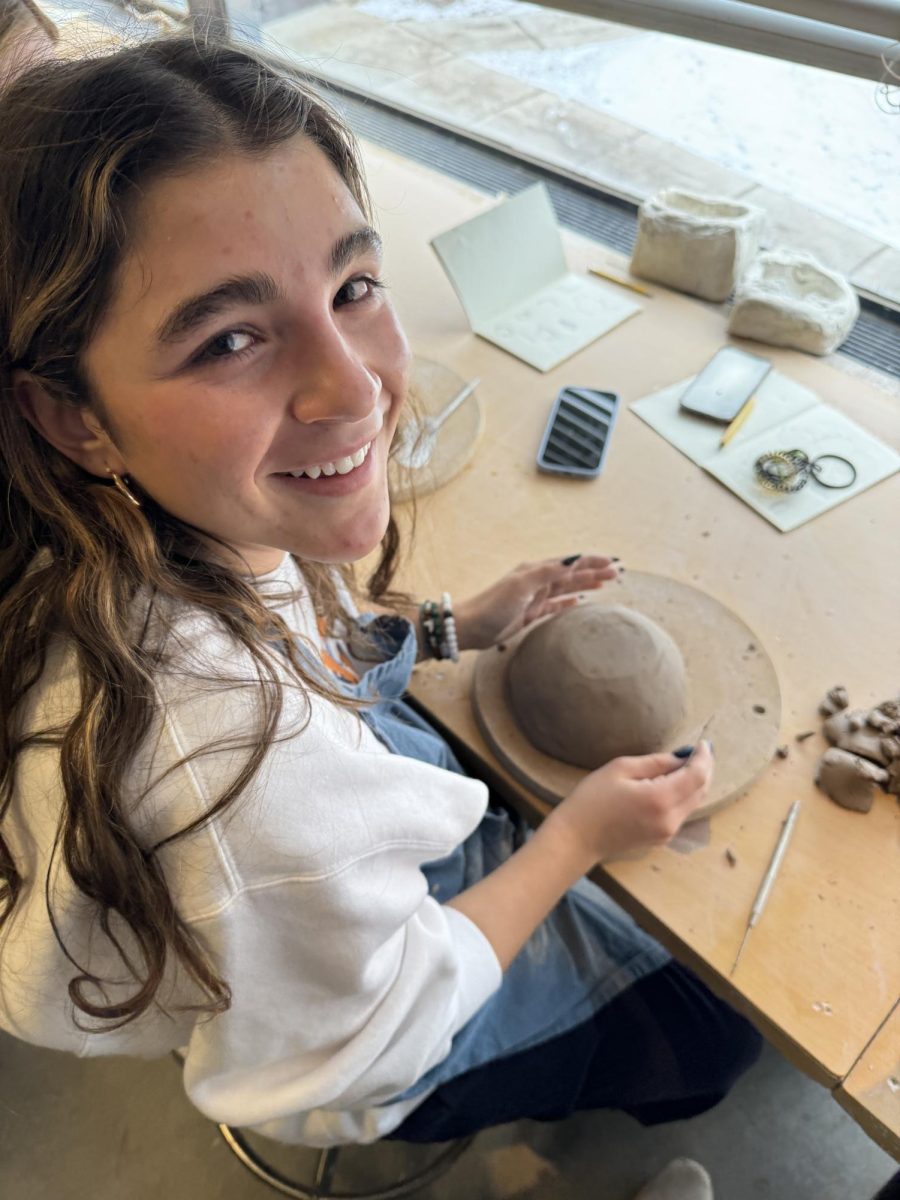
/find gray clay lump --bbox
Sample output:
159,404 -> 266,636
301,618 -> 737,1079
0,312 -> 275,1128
817,748 -> 888,814
506,604 -> 687,769
815,688 -> 900,811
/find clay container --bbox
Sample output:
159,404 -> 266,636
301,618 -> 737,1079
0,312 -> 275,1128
630,189 -> 764,302
727,250 -> 859,355
505,605 -> 687,770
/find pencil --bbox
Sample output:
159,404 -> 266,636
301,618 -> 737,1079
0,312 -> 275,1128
588,267 -> 653,298
719,396 -> 756,448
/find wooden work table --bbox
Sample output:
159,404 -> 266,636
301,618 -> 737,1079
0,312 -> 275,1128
361,143 -> 900,1159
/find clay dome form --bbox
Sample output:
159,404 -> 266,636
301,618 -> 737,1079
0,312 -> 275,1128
505,605 -> 688,770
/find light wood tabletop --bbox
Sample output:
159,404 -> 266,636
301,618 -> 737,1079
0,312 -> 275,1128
361,142 -> 900,1158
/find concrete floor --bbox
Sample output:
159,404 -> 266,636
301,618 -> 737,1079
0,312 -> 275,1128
1,1029 -> 895,1199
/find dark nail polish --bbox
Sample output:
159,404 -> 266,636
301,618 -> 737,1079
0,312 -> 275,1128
611,556 -> 620,562
673,745 -> 693,758
561,554 -> 582,566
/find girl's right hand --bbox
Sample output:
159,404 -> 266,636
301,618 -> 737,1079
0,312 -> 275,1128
550,743 -> 714,863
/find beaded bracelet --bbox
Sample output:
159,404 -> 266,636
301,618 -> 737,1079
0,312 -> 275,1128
440,592 -> 460,663
420,599 -> 442,659
419,595 -> 460,662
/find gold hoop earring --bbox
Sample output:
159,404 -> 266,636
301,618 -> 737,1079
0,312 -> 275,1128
109,471 -> 142,508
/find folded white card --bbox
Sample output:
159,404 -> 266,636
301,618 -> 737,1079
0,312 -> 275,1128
631,371 -> 900,531
431,184 -> 641,372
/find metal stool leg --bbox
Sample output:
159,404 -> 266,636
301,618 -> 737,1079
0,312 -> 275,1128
218,1123 -> 475,1200
313,1148 -> 340,1191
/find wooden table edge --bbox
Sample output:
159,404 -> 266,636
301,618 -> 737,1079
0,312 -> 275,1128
834,1080 -> 900,1163
833,999 -> 900,1163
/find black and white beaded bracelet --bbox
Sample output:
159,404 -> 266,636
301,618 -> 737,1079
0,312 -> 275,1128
420,594 -> 460,662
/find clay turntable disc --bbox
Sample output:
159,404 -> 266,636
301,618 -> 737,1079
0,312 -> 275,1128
389,356 -> 484,503
472,572 -> 781,821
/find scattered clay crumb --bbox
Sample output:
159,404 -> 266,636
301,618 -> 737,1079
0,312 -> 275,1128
888,1078 -> 900,1095
701,531 -> 710,537
650,864 -> 661,873
796,730 -> 816,742
775,745 -> 789,759
811,1001 -> 833,1016
747,642 -> 756,652
725,848 -> 737,867
753,704 -> 766,714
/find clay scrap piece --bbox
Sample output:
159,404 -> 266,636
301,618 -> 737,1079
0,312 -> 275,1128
823,710 -> 891,766
506,604 -> 687,770
819,685 -> 849,717
816,748 -> 888,813
815,689 -> 900,811
866,706 -> 899,734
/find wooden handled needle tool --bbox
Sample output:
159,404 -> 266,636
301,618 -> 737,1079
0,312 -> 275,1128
731,800 -> 801,975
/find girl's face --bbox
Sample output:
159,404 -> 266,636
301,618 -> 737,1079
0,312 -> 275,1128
82,136 -> 410,573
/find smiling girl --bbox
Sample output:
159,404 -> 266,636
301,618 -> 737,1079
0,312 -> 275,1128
0,37 -> 759,1149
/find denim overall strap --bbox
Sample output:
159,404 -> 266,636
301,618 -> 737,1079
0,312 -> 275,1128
346,614 -> 466,776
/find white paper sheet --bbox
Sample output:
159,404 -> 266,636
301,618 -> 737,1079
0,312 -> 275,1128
631,370 -> 900,531
631,372 -> 820,462
431,184 -> 641,372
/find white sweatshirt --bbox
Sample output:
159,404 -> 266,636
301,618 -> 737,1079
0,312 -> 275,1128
0,556 -> 501,1145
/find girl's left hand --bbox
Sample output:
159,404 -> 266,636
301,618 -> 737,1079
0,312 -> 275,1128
453,554 -> 620,652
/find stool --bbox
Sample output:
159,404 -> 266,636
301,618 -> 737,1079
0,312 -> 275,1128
173,1049 -> 472,1199
218,1123 -> 474,1199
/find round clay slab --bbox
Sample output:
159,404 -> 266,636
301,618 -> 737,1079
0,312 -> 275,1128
389,356 -> 484,503
472,572 -> 781,821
